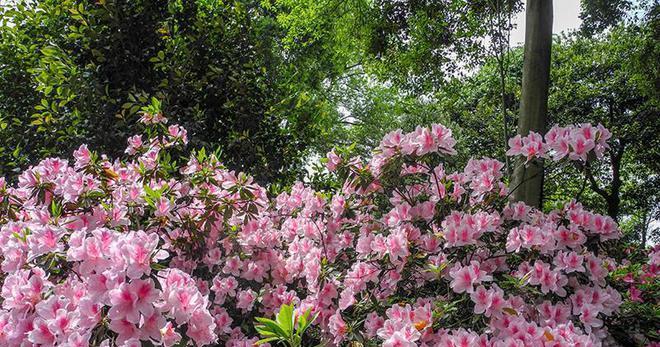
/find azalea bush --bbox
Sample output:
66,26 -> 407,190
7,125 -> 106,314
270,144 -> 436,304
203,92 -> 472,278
0,113 -> 657,347
607,245 -> 660,345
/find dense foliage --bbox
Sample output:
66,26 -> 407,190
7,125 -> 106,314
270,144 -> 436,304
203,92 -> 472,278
0,0 -> 530,184
0,0 -> 341,184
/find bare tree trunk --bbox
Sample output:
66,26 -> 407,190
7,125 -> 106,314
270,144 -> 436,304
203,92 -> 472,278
512,0 -> 553,208
641,209 -> 649,248
607,143 -> 624,221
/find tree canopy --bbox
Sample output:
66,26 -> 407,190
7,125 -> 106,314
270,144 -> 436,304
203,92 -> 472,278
0,0 -> 658,244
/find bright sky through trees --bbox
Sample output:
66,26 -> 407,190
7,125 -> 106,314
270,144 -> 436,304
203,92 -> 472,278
510,0 -> 582,46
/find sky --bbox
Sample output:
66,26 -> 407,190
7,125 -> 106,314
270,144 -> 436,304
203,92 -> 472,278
510,0 -> 583,46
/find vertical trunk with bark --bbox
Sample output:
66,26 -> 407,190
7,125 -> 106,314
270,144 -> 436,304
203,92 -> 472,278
641,209 -> 649,248
512,0 -> 553,208
608,144 -> 624,222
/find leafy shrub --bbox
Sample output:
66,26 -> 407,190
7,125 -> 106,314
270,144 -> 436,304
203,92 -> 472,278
0,114 -> 656,346
255,303 -> 317,346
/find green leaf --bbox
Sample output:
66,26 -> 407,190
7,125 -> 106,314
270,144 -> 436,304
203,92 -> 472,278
276,303 -> 294,337
302,310 -> 319,334
144,184 -> 160,200
150,263 -> 167,270
50,200 -> 62,218
12,232 -> 26,243
254,325 -> 277,337
297,309 -> 309,332
41,46 -> 58,56
12,146 -> 21,158
254,317 -> 288,339
255,337 -> 280,345
239,188 -> 254,200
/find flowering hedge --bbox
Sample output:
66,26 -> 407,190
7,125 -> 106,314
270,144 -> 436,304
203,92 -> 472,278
0,115 -> 656,347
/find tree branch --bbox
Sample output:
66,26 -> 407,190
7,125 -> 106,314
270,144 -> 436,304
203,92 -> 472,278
584,164 -> 609,200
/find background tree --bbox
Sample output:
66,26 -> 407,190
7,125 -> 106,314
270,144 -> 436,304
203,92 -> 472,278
0,0 -> 342,184
511,0 -> 553,208
321,2 -> 659,246
546,23 -> 659,235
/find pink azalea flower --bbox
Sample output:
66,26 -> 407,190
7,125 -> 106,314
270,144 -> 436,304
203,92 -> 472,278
161,321 -> 182,347
629,286 -> 643,303
236,289 -> 257,313
328,310 -> 348,344
326,149 -> 342,171
108,279 -> 158,323
73,144 -> 92,169
383,330 -> 418,347
28,318 -> 56,345
450,261 -> 492,294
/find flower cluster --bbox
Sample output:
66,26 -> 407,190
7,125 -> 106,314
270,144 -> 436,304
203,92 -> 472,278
613,245 -> 660,304
506,124 -> 611,162
0,118 -> 638,347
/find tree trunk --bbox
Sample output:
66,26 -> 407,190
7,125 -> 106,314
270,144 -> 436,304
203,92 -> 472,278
512,0 -> 553,208
641,209 -> 649,248
585,141 -> 625,222
607,143 -> 625,222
